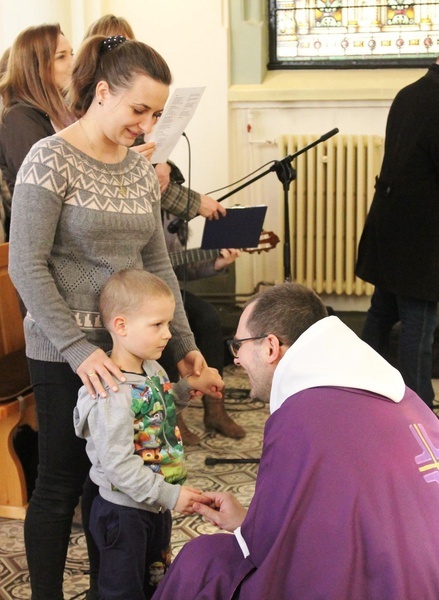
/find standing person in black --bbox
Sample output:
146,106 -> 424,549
355,60 -> 439,411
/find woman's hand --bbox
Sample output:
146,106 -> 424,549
77,349 -> 126,398
130,147 -> 171,192
177,350 -> 207,378
131,140 -> 156,162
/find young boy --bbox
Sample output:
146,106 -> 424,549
74,269 -> 223,599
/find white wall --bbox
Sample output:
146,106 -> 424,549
0,0 -> 71,48
0,0 -> 229,227
108,0 -> 229,198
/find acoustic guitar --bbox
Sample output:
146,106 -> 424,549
169,231 -> 280,268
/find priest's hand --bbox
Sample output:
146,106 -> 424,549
187,367 -> 224,398
193,491 -> 247,532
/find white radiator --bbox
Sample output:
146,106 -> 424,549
279,134 -> 384,296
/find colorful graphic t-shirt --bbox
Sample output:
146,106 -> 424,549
131,370 -> 187,484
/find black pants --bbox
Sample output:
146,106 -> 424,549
91,496 -> 172,600
362,287 -> 437,408
25,359 -> 99,599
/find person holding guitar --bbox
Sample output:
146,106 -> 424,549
84,15 -> 246,446
160,211 -> 245,445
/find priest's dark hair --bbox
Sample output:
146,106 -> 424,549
244,282 -> 328,347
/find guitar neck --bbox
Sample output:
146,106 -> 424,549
170,248 -> 221,268
169,231 -> 280,268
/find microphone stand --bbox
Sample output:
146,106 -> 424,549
169,128 -> 339,282
202,128 -> 340,466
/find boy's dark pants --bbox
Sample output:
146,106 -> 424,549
90,495 -> 172,600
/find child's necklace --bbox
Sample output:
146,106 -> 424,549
79,119 -> 127,197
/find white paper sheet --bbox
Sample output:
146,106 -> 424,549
147,87 -> 205,164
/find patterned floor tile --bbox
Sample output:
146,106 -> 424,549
0,365 -> 264,599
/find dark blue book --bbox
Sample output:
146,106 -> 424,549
201,205 -> 267,249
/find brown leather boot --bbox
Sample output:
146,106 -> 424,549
202,396 -> 246,439
177,411 -> 201,446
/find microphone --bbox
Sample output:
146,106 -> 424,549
167,215 -> 185,233
167,128 -> 340,234
167,132 -> 190,233
320,127 -> 339,142
284,127 -> 340,164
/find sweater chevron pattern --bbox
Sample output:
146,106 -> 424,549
9,136 -> 196,372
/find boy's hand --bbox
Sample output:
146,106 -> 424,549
187,367 -> 224,398
174,486 -> 213,515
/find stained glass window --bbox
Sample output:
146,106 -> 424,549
269,0 -> 439,68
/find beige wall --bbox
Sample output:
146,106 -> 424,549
0,0 -> 429,308
227,1 -> 426,307
227,69 -> 424,309
0,0 -> 229,200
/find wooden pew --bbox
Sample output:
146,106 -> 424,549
0,242 -> 37,519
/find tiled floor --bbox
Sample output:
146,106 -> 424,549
0,365 -> 263,600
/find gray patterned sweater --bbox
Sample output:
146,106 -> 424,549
8,136 -> 196,372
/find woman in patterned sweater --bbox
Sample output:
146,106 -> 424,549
9,34 -> 223,600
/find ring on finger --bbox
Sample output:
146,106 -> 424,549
88,371 -> 96,377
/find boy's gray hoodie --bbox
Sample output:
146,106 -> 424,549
74,359 -> 191,513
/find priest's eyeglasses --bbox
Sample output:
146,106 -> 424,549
227,335 -> 268,358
